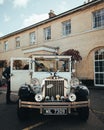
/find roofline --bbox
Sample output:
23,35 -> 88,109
0,0 -> 102,40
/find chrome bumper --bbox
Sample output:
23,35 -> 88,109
19,100 -> 90,114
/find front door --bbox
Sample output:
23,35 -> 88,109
10,58 -> 31,93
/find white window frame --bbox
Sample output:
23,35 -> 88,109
44,26 -> 51,40
30,32 -> 36,45
93,8 -> 104,28
15,37 -> 20,48
4,41 -> 8,51
62,20 -> 71,36
94,49 -> 104,87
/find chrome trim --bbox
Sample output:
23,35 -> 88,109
19,99 -> 90,114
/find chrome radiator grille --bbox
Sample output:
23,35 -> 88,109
45,79 -> 64,97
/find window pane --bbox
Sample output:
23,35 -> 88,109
95,49 -> 104,86
44,27 -> 51,40
93,8 -> 104,28
62,20 -> 71,36
4,41 -> 8,51
15,37 -> 20,48
30,32 -> 36,45
13,60 -> 30,70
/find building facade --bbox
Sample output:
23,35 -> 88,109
0,0 -> 104,87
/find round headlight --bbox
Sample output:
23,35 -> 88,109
35,93 -> 43,102
70,78 -> 79,88
45,96 -> 50,100
61,96 -> 64,100
68,93 -> 76,102
31,78 -> 40,86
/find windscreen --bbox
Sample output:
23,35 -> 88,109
34,58 -> 70,72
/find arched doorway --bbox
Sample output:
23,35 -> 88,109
94,49 -> 104,86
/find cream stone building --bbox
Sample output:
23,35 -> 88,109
0,0 -> 104,87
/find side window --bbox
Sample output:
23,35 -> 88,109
29,32 -> 36,45
12,60 -> 30,70
93,8 -> 104,28
44,26 -> 51,40
15,37 -> 20,48
62,20 -> 71,36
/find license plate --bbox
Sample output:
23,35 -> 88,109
43,108 -> 68,115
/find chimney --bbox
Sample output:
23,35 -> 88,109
84,0 -> 93,4
48,10 -> 56,18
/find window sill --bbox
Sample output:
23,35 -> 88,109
92,26 -> 104,31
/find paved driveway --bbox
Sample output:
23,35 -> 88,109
0,88 -> 104,130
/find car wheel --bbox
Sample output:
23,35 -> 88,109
78,107 -> 89,121
17,100 -> 29,120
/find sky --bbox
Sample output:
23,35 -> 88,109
0,0 -> 86,37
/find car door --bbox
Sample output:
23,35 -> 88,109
10,58 -> 32,93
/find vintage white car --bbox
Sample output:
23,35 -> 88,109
10,55 -> 90,121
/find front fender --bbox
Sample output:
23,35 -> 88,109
75,85 -> 89,101
18,85 -> 30,100
18,84 -> 34,101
